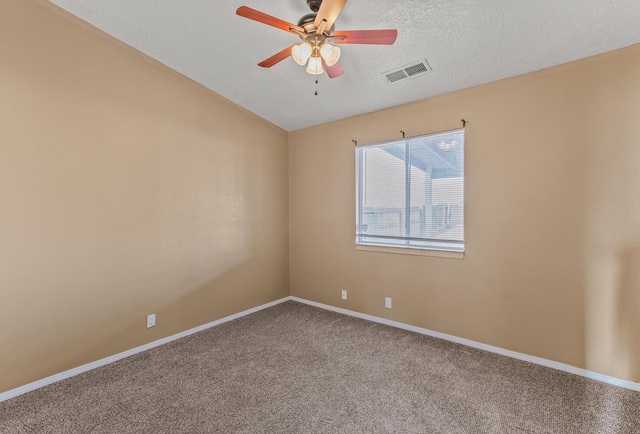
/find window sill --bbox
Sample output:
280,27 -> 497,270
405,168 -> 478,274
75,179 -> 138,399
356,244 -> 464,259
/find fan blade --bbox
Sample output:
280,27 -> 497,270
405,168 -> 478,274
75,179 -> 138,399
258,45 -> 295,68
324,61 -> 344,79
236,6 -> 303,34
314,0 -> 347,30
333,29 -> 398,45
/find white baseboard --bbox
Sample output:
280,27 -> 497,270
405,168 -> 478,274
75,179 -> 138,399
3,295 -> 637,403
290,296 -> 640,392
0,297 -> 290,403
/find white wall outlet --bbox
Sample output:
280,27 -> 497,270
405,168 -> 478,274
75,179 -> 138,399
147,314 -> 156,328
385,297 -> 392,309
341,290 -> 347,300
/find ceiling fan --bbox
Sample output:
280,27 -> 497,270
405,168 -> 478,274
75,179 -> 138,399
236,0 -> 398,78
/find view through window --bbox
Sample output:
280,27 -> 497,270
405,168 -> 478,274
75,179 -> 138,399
356,129 -> 464,252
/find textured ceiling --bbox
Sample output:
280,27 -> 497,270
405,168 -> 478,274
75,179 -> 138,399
49,0 -> 640,131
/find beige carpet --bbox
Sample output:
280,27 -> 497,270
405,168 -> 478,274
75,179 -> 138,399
1,301 -> 638,433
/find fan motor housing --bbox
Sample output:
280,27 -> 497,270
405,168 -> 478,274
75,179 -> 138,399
297,13 -> 317,28
297,13 -> 335,37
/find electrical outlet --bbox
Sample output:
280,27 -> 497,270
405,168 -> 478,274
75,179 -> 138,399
341,290 -> 347,300
385,297 -> 392,309
147,314 -> 156,328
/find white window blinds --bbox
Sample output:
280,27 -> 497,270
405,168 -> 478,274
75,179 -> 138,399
356,129 -> 465,252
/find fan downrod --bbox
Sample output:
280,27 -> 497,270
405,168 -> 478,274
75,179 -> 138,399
306,0 -> 322,13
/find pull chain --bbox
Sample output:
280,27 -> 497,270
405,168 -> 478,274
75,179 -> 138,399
314,79 -> 318,96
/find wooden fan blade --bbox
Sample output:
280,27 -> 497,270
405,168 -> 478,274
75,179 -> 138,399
236,6 -> 303,34
314,0 -> 347,30
258,45 -> 295,68
324,61 -> 344,79
333,29 -> 398,45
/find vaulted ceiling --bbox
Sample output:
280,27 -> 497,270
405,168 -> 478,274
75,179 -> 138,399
49,0 -> 640,131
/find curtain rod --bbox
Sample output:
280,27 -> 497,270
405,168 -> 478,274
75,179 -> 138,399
353,119 -> 467,147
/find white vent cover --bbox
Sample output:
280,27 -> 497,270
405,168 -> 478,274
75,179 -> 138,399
383,59 -> 432,83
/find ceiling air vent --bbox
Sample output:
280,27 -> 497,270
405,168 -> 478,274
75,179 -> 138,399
383,59 -> 432,83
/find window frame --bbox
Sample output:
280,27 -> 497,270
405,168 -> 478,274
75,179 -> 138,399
355,129 -> 465,258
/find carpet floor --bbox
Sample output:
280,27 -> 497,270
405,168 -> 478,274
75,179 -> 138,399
1,301 -> 639,433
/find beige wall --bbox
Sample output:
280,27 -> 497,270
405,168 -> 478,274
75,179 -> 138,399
290,45 -> 640,382
0,0 -> 289,392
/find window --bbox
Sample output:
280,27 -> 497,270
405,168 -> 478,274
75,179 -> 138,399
356,129 -> 464,254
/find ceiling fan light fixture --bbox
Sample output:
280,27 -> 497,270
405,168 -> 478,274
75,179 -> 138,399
236,2 -> 398,79
306,55 -> 324,75
320,43 -> 341,67
292,42 -> 313,66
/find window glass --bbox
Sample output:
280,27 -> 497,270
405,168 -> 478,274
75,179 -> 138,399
356,129 -> 464,252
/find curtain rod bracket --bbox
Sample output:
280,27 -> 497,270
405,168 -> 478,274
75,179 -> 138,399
401,131 -> 405,138
461,119 -> 467,127
352,140 -> 357,146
